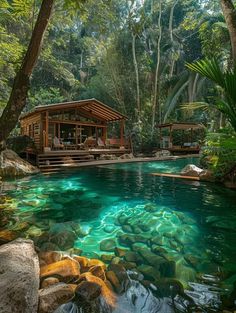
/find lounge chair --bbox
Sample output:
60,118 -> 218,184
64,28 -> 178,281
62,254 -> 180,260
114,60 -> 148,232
84,137 -> 97,148
97,137 -> 106,148
53,136 -> 64,150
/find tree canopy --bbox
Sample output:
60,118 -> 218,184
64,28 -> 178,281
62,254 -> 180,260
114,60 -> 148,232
0,0 -> 236,146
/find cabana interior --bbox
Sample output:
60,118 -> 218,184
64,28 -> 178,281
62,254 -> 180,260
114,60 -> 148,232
20,98 -> 130,154
157,122 -> 205,154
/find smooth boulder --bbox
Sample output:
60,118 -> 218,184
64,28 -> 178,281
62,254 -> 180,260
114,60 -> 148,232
0,238 -> 40,313
181,164 -> 203,177
0,149 -> 39,177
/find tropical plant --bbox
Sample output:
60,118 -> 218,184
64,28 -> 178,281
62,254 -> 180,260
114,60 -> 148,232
186,58 -> 236,131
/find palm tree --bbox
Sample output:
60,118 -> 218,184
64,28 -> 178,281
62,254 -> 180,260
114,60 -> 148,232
186,58 -> 236,132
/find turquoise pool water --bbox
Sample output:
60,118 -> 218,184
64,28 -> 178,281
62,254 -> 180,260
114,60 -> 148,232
1,157 -> 236,302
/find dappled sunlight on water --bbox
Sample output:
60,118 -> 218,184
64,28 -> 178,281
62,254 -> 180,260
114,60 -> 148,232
1,158 -> 236,311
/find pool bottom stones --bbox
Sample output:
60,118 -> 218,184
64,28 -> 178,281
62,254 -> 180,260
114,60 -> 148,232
0,159 -> 236,311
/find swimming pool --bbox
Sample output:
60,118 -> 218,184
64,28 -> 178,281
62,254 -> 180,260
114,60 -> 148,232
1,157 -> 236,301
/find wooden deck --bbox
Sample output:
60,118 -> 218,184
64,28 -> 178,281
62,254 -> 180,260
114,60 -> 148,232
37,148 -> 131,173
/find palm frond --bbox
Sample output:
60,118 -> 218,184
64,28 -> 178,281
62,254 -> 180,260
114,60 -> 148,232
162,72 -> 189,122
186,58 -> 225,88
180,102 -> 210,111
186,58 -> 236,132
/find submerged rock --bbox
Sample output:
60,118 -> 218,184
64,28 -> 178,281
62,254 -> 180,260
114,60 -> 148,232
124,251 -> 142,263
0,149 -> 39,177
0,238 -> 39,313
114,247 -> 128,257
104,225 -> 116,233
0,229 -> 18,244
50,230 -> 77,250
101,254 -> 114,263
121,224 -> 133,233
100,238 -> 116,252
137,264 -> 160,281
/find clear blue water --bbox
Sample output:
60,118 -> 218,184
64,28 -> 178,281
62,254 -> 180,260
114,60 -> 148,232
1,157 -> 236,297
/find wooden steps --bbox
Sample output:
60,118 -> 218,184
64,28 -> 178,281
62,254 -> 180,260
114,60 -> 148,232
37,152 -> 94,173
151,172 -> 200,180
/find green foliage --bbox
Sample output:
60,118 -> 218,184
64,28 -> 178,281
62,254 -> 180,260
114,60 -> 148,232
27,87 -> 65,110
11,0 -> 34,17
0,0 -> 235,151
186,58 -> 236,131
0,25 -> 24,109
201,130 -> 236,178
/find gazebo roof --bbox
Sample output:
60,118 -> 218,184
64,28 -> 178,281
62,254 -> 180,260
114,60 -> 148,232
157,122 -> 205,130
20,98 -> 127,122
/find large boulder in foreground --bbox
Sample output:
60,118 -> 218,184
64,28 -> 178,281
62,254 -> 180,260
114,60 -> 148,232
0,238 -> 40,313
0,149 -> 39,177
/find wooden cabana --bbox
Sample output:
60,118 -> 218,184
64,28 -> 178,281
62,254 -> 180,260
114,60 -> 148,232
157,122 -> 205,154
20,98 -> 128,153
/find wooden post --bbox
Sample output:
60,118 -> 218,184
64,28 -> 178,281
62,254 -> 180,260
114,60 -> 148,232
40,113 -> 43,151
45,111 -> 49,147
53,123 -> 56,138
58,123 -> 60,139
75,125 -> 78,146
95,127 -> 98,147
120,119 -> 125,147
169,126 -> 173,148
80,126 -> 82,144
102,126 -> 107,143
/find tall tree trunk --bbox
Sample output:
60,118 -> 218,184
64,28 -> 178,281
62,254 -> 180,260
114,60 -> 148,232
220,0 -> 236,64
168,0 -> 179,78
0,0 -> 54,146
151,1 -> 162,134
132,33 -> 141,121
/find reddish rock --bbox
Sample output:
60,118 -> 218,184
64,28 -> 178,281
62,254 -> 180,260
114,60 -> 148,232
0,229 -> 18,243
89,265 -> 106,281
77,272 -> 116,307
73,256 -> 89,269
75,281 -> 101,301
40,259 -> 80,281
106,270 -> 121,292
68,284 -> 78,292
87,258 -> 106,269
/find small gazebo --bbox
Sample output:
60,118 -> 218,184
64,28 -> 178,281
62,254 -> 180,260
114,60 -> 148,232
157,122 -> 205,154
